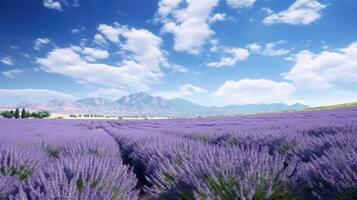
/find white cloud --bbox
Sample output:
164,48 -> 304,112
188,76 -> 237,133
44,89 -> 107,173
71,29 -> 80,34
71,27 -> 85,34
80,47 -> 109,62
284,42 -> 357,89
43,0 -> 80,10
210,39 -> 220,52
2,69 -> 22,78
37,25 -> 167,90
226,0 -> 256,9
262,41 -> 290,56
93,34 -> 108,46
246,43 -> 262,53
169,64 -> 189,73
97,24 -> 123,43
34,38 -> 51,50
22,53 -> 30,59
155,84 -> 207,99
246,41 -> 290,56
157,0 -> 183,18
0,88 -> 74,105
43,0 -> 62,10
263,0 -> 327,25
37,49 -> 156,91
0,56 -> 14,65
157,0 -> 219,54
207,48 -> 249,68
262,7 -> 273,15
212,79 -> 295,105
209,13 -> 227,24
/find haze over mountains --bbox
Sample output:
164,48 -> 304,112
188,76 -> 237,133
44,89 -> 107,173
6,92 -> 308,117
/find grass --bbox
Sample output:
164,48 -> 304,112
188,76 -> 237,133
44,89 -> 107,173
304,102 -> 357,111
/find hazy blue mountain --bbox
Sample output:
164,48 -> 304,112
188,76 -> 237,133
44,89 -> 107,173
76,97 -> 115,107
116,92 -> 176,114
14,92 -> 309,116
21,99 -> 89,114
168,98 -> 207,114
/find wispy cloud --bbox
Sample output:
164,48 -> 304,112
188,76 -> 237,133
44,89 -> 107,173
208,47 -> 249,68
226,0 -> 256,9
0,88 -> 74,105
208,13 -> 227,24
263,0 -> 327,25
246,41 -> 291,56
155,84 -> 207,99
34,38 -> 51,50
43,0 -> 62,10
71,26 -> 85,34
43,0 -> 80,10
2,69 -> 22,78
0,56 -> 14,65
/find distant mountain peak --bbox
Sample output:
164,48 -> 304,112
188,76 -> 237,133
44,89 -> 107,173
11,92 -> 309,116
77,97 -> 114,106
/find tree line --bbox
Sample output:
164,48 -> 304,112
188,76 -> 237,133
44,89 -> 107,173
0,108 -> 50,119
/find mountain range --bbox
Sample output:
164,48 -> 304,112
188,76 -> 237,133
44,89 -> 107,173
4,92 -> 308,117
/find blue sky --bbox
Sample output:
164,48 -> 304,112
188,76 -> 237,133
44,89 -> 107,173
1,0 -> 357,106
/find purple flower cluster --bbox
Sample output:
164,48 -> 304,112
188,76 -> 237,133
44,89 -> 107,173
0,107 -> 356,199
0,120 -> 139,200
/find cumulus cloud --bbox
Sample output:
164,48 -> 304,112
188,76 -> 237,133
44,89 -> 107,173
155,84 -> 207,99
212,79 -> 295,104
226,0 -> 256,9
37,25 -> 168,90
284,42 -> 357,89
2,69 -> 22,78
43,0 -> 62,10
34,38 -> 51,50
157,0 -> 219,54
207,48 -> 249,68
97,24 -> 123,43
263,0 -> 327,25
0,88 -> 74,105
0,56 -> 14,65
78,47 -> 109,62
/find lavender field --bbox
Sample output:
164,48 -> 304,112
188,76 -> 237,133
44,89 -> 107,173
0,107 -> 356,200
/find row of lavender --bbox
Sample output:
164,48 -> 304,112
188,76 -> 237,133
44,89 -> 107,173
0,120 -> 139,199
1,107 -> 356,199
102,107 -> 357,200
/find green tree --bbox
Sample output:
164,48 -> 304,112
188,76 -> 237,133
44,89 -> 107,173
15,108 -> 20,119
31,110 -> 50,118
21,108 -> 26,119
1,111 -> 10,118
